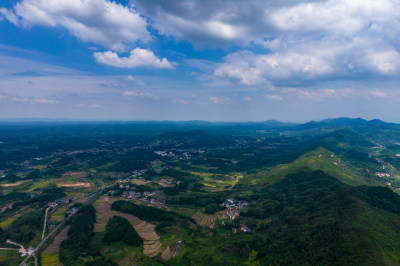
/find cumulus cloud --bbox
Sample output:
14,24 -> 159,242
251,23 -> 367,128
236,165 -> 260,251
133,0 -> 400,46
94,48 -> 174,69
132,0 -> 400,85
214,38 -> 400,86
1,0 -> 150,51
123,90 -> 159,100
133,0 -> 264,47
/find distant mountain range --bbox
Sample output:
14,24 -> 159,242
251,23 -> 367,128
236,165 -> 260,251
0,117 -> 397,129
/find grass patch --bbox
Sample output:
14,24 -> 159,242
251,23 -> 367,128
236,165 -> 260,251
41,253 -> 60,266
0,249 -> 21,265
90,231 -> 106,250
0,218 -> 15,229
163,234 -> 176,245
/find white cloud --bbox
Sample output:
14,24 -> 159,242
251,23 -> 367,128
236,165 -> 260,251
214,37 -> 400,86
94,48 -> 174,69
208,96 -> 230,104
133,0 -> 400,47
369,90 -> 387,98
268,0 -> 397,37
243,96 -> 252,101
133,0 -> 400,85
123,90 -> 159,100
31,98 -> 59,104
7,96 -> 59,104
1,0 -> 150,51
214,47 -> 336,86
265,95 -> 283,101
213,51 -> 265,85
88,104 -> 101,108
172,99 -> 189,104
367,49 -> 400,75
282,88 -> 339,101
0,8 -> 20,25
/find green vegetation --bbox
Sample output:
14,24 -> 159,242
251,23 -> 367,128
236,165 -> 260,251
59,205 -> 97,264
1,119 -> 400,265
112,201 -> 173,222
8,210 -> 43,245
103,216 -> 142,246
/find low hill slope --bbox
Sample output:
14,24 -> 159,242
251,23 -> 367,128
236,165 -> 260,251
232,170 -> 400,265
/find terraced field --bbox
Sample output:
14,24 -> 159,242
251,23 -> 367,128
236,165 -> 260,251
94,196 -> 165,258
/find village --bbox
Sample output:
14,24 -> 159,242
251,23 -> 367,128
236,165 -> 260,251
221,197 -> 252,233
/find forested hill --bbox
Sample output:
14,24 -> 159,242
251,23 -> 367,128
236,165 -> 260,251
232,170 -> 400,265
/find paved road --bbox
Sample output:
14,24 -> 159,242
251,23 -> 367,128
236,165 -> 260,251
19,186 -> 104,266
19,218 -> 64,266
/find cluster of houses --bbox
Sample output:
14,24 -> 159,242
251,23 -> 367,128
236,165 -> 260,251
239,223 -> 251,233
44,196 -> 72,208
149,159 -> 163,166
175,240 -> 182,248
221,198 -> 248,220
222,220 -> 252,233
161,178 -> 183,186
110,184 -> 158,204
131,169 -> 147,178
65,148 -> 111,155
154,149 -> 206,161
0,170 -> 5,178
154,150 -> 186,160
155,151 -> 176,158
375,172 -> 391,178
66,206 -> 77,216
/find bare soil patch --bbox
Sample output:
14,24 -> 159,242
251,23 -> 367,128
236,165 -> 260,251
60,182 -> 91,188
192,210 -> 228,229
131,179 -> 148,186
62,171 -> 88,178
0,181 -> 23,187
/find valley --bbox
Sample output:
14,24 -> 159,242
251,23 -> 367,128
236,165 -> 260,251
0,118 -> 400,265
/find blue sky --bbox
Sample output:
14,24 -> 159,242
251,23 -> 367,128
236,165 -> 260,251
0,0 -> 400,122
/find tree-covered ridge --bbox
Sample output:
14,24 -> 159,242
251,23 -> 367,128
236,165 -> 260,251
103,216 -> 142,246
228,170 -> 400,265
59,205 -> 97,264
112,200 -> 174,222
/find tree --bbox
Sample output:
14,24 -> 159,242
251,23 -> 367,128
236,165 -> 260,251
103,216 -> 142,246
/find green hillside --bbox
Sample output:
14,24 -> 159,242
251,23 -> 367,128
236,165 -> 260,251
230,170 -> 400,265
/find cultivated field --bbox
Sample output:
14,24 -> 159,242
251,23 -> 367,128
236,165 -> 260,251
192,210 -> 228,229
43,226 -> 70,254
94,196 -> 166,258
